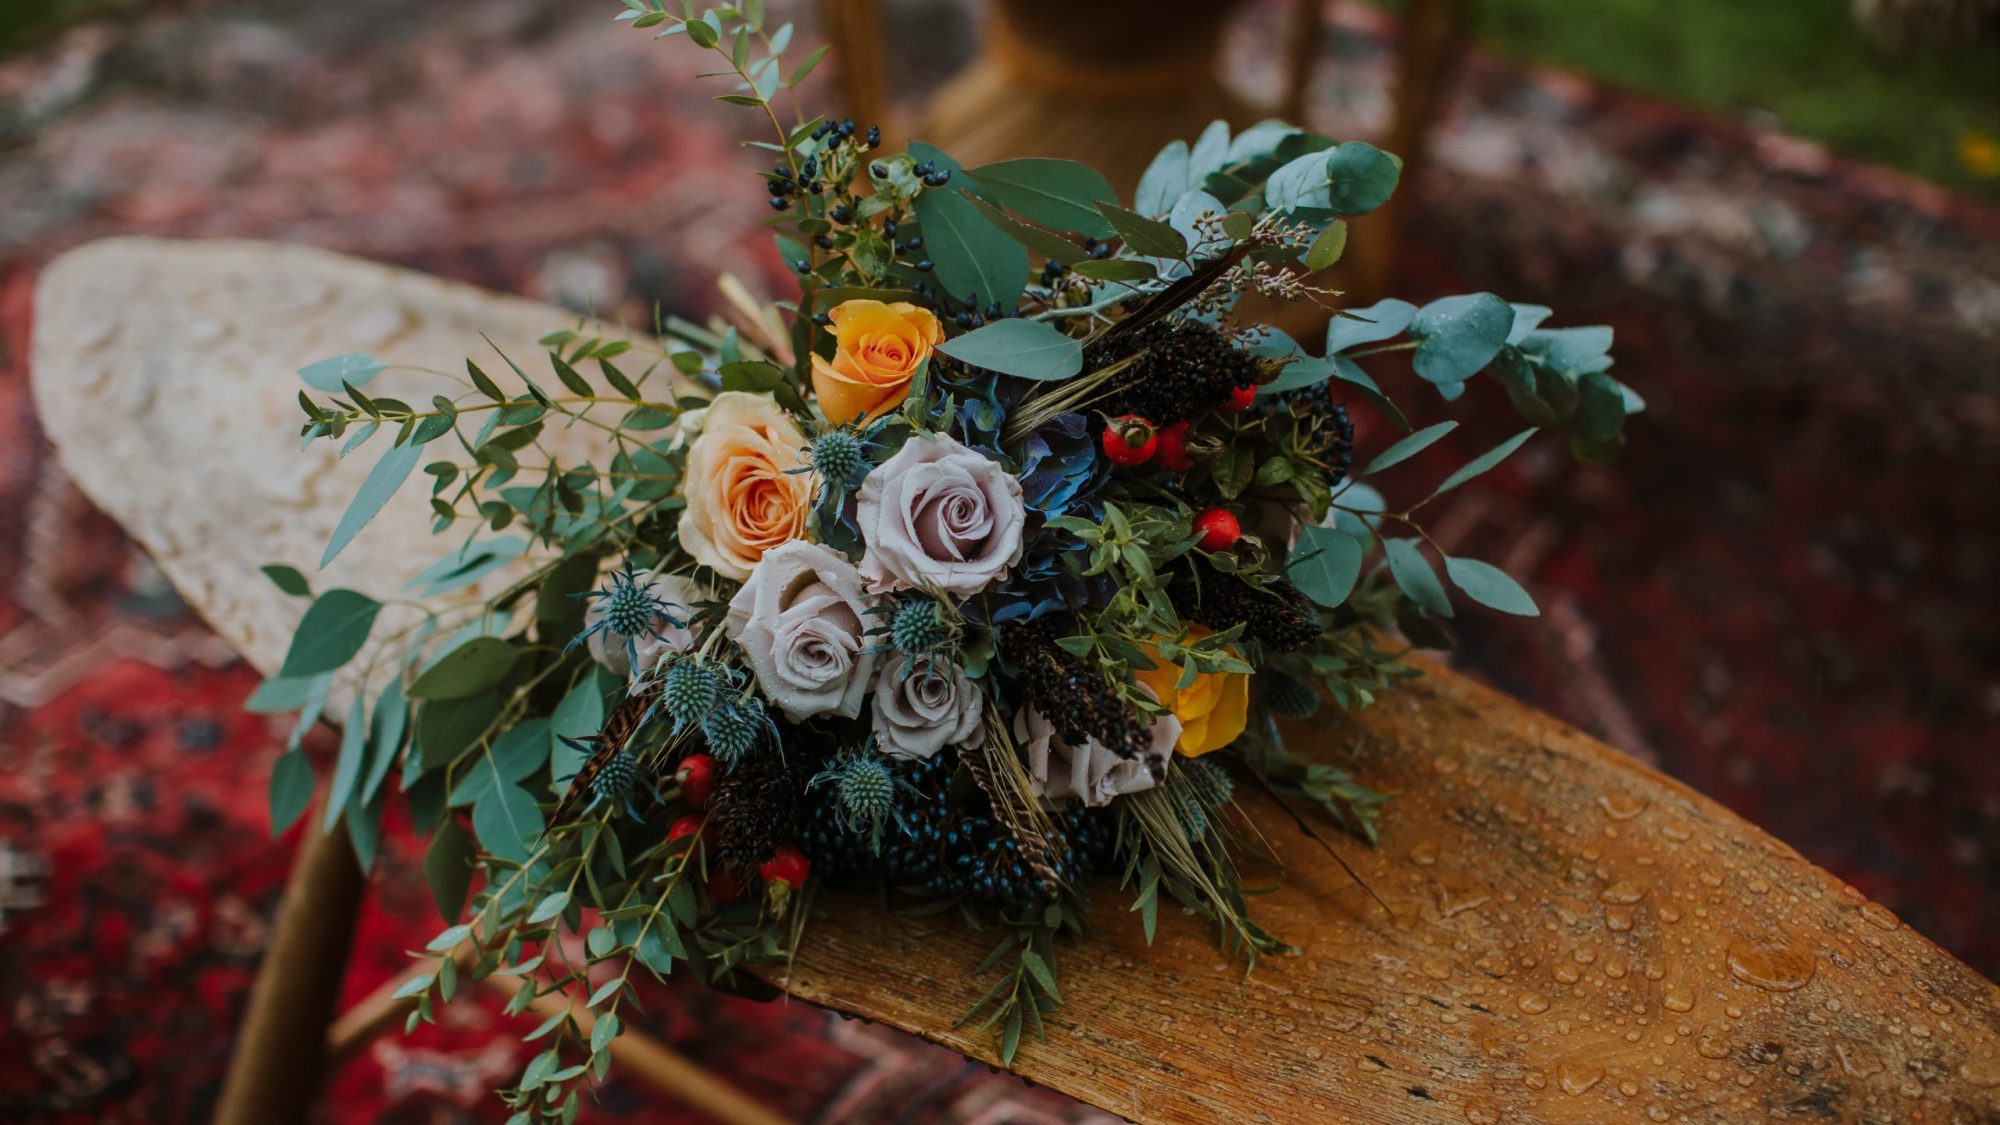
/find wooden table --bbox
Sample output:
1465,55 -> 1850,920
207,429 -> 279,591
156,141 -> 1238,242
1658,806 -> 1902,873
32,239 -> 2000,1123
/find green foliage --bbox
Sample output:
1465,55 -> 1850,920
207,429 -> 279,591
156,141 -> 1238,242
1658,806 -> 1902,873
279,589 -> 381,678
935,319 -> 1081,381
911,186 -> 1029,310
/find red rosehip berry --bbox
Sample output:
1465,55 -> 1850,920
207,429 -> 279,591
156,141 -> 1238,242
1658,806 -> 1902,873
667,814 -> 706,844
760,844 -> 811,891
1154,421 -> 1194,472
1192,507 -> 1241,551
1101,415 -> 1158,466
708,868 -> 747,905
1223,385 -> 1257,412
677,754 -> 716,808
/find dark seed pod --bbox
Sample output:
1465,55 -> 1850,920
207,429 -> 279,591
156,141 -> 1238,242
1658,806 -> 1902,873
999,623 -> 1152,760
1088,318 -> 1262,424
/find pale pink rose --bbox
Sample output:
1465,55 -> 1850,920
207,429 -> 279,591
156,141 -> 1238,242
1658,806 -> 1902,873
872,658 -> 983,760
726,540 -> 878,721
1013,689 -> 1179,807
855,433 -> 1025,598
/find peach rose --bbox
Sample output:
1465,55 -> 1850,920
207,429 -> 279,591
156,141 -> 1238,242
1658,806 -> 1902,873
677,392 -> 812,581
809,299 -> 942,423
1133,628 -> 1250,757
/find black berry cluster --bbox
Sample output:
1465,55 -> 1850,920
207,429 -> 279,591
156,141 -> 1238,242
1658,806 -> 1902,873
710,743 -> 810,875
1088,319 -> 1261,424
798,749 -> 1117,908
1279,379 -> 1355,486
1180,561 -> 1322,651
999,623 -> 1152,761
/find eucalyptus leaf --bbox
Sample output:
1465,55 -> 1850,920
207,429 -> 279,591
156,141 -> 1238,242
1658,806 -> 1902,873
410,637 -> 525,700
321,438 -> 423,567
935,319 -> 1082,381
424,818 -> 476,921
268,749 -> 315,837
1135,140 -> 1191,217
1288,525 -> 1365,608
1095,201 -> 1187,260
1409,293 -> 1513,386
1383,538 -> 1452,617
323,696 -> 369,829
261,564 -> 311,597
474,781 -> 544,864
911,187 -> 1028,311
968,158 -> 1117,238
1433,428 -> 1536,497
1444,556 -> 1540,616
1326,299 -> 1417,354
278,589 -> 381,678
299,353 -> 384,393
1322,142 -> 1400,214
1363,421 -> 1457,476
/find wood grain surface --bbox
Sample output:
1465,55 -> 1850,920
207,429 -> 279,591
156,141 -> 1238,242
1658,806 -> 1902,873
33,239 -> 2000,1123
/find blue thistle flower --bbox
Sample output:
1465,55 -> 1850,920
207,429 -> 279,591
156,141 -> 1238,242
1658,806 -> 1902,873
662,657 -> 727,732
572,563 -> 685,669
809,743 -> 911,853
702,694 -> 775,765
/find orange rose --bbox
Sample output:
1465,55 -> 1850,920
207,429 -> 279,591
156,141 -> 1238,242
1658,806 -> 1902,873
809,299 -> 942,423
678,392 -> 812,581
1133,629 -> 1250,757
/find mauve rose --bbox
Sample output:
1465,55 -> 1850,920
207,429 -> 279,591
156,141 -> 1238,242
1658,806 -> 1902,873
1013,691 -> 1179,807
726,541 -> 879,721
856,433 -> 1025,598
872,658 -> 983,760
585,574 -> 704,683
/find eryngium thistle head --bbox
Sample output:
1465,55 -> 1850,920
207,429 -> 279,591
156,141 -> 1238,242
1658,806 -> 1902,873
832,754 -> 896,824
591,749 -> 640,806
596,565 -> 674,638
889,597 -> 949,656
1261,672 -> 1321,719
1181,757 -> 1235,809
807,427 -> 868,489
664,659 -> 725,729
702,695 -> 770,764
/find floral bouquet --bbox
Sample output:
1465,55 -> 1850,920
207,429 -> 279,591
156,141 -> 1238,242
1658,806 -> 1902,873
258,2 -> 1638,1117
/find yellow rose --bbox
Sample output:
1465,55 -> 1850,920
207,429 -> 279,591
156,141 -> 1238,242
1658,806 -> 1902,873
1133,629 -> 1250,757
678,392 -> 812,581
809,299 -> 942,423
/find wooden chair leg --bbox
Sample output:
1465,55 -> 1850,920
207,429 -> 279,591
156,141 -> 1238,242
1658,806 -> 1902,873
213,804 -> 367,1125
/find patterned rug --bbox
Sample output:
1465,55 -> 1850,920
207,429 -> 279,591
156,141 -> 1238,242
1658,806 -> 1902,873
1,1 -> 1996,1122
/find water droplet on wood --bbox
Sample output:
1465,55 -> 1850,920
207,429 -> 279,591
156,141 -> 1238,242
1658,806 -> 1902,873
1558,1060 -> 1604,1096
1726,935 -> 1816,992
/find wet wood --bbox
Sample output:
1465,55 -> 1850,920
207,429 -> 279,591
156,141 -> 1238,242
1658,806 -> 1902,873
34,239 -> 2000,1124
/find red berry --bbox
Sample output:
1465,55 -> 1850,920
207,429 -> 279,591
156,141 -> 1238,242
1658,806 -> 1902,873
1223,385 -> 1257,412
677,754 -> 716,808
667,814 -> 706,844
1101,415 -> 1158,466
1192,507 -> 1241,551
1155,421 -> 1194,472
708,868 -> 747,905
759,844 -> 811,891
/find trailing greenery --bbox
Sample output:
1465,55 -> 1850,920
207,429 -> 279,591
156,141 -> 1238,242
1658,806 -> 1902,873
250,3 -> 1638,1118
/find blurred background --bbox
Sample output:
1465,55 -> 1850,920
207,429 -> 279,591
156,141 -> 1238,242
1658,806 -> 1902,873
1,0 -> 1996,1120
